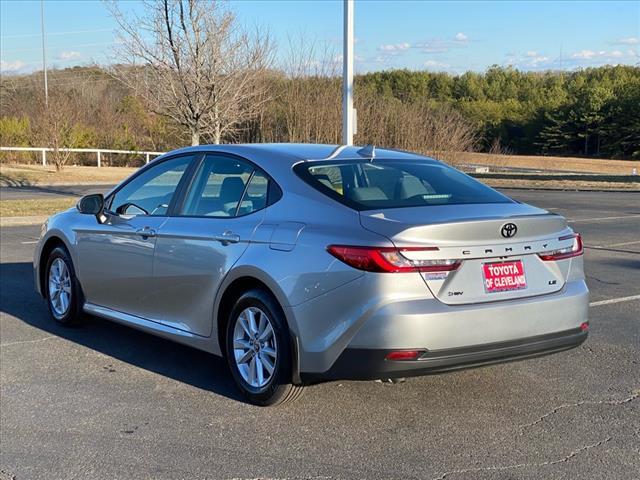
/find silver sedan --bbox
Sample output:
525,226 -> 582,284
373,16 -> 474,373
34,144 -> 589,405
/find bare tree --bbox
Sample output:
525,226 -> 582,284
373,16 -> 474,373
107,0 -> 273,145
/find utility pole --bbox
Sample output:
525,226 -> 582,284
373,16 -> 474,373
40,0 -> 49,107
342,0 -> 355,145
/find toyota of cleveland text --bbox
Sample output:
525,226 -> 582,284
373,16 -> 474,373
34,144 -> 589,405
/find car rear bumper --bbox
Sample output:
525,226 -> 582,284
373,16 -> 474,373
289,276 -> 589,379
301,326 -> 588,382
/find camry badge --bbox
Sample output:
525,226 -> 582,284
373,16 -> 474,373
501,223 -> 518,238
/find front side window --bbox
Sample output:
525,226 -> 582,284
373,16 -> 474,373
295,160 -> 512,210
109,155 -> 193,216
181,155 -> 269,217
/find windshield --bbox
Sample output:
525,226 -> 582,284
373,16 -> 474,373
295,159 -> 513,210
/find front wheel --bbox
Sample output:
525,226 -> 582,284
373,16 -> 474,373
225,289 -> 304,406
45,246 -> 83,326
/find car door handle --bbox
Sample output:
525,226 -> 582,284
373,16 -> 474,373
136,227 -> 156,238
213,231 -> 240,244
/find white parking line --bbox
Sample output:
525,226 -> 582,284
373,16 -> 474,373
568,214 -> 640,223
589,295 -> 640,307
20,241 -> 38,244
0,336 -> 57,347
604,240 -> 640,248
589,240 -> 640,249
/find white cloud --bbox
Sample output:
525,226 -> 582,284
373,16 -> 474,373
572,49 -> 632,60
424,59 -> 450,69
511,51 -> 549,66
453,32 -> 468,42
615,36 -> 639,45
0,60 -> 26,72
58,51 -> 81,60
572,49 -> 598,59
414,41 -> 449,54
378,42 -> 411,52
416,34 -> 470,54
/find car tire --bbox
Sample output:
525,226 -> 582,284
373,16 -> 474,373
225,288 -> 304,406
44,246 -> 83,326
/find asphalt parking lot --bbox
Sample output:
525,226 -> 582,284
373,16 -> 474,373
1,189 -> 638,480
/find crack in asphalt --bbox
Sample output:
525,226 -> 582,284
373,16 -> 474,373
0,335 -> 57,348
519,391 -> 639,433
430,438 -> 612,480
585,274 -> 620,285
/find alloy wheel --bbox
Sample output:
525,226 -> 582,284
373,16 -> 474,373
48,258 -> 72,318
232,307 -> 278,388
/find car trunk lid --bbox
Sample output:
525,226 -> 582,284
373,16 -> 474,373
359,203 -> 574,305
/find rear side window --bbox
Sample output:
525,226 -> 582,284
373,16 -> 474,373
181,154 -> 270,217
295,160 -> 512,210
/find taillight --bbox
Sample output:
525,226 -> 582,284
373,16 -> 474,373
538,233 -> 583,261
327,245 -> 460,273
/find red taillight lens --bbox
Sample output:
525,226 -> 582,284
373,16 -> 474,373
539,233 -> 583,261
385,350 -> 425,361
327,245 -> 460,273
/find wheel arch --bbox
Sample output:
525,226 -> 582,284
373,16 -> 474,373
38,235 -> 71,297
214,268 -> 301,384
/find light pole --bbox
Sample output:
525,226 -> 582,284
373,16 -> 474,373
342,0 -> 354,145
40,0 -> 49,107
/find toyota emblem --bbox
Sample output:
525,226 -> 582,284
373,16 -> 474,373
501,223 -> 518,238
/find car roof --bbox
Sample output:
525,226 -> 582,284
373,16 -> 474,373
158,143 -> 438,167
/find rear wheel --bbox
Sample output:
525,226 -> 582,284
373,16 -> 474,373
45,247 -> 83,326
225,289 -> 304,406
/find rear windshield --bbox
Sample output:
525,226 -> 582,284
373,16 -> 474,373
294,160 -> 512,210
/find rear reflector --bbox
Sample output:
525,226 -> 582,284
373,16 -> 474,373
385,350 -> 425,361
580,322 -> 589,331
327,245 -> 460,273
538,233 -> 583,261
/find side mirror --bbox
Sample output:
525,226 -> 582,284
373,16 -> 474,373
77,194 -> 105,223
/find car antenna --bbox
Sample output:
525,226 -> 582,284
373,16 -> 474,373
357,144 -> 376,161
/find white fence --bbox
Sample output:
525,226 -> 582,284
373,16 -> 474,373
0,146 -> 165,167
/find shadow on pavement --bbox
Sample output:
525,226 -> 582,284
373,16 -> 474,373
0,261 -> 244,403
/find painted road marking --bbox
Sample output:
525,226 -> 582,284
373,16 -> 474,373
588,240 -> 640,249
20,241 -> 38,244
601,240 -> 640,248
568,214 -> 640,223
0,336 -> 57,347
590,295 -> 640,307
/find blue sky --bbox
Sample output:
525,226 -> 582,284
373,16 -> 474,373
1,0 -> 638,75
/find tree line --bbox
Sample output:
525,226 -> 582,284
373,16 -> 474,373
2,64 -> 637,167
358,65 -> 639,159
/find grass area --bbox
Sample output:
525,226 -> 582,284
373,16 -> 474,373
459,152 -> 639,175
0,164 -> 136,186
482,177 -> 640,191
1,153 -> 638,196
0,197 -> 77,217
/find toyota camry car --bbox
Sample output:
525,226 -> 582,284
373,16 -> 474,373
34,144 -> 589,405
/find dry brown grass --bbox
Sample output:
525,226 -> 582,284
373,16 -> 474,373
0,197 -> 77,217
1,156 -> 638,195
0,164 -> 136,186
481,178 -> 640,191
458,152 -> 639,175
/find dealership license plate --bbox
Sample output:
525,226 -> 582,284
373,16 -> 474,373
483,260 -> 527,293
